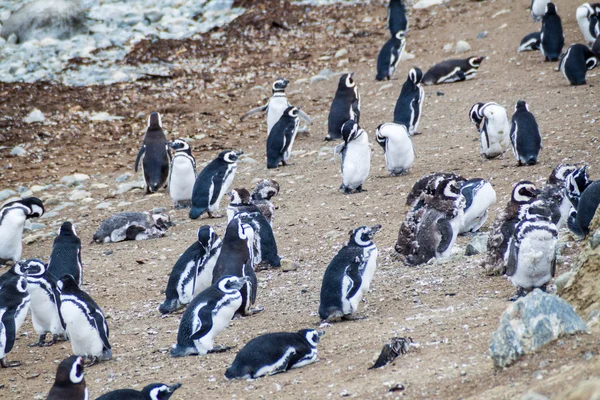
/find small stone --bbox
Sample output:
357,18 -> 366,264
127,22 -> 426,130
413,0 -> 444,9
61,174 -> 89,187
498,23 -> 508,30
492,9 -> 511,19
30,223 -> 46,231
318,69 -> 334,77
68,190 -> 91,201
20,190 -> 33,198
241,157 -> 257,164
152,207 -> 167,213
443,43 -> 453,52
281,259 -> 299,272
477,31 -> 488,39
24,109 -> 45,124
555,271 -> 575,292
310,75 -> 329,84
521,391 -> 550,400
7,33 -> 17,44
41,211 -> 60,220
115,173 -> 132,183
0,189 -> 17,202
10,146 -> 26,156
436,91 -> 445,96
24,235 -> 41,245
53,202 -> 75,212
90,183 -> 109,190
117,201 -> 132,207
89,112 -> 124,121
455,40 -> 471,54
465,234 -> 488,256
30,184 -> 50,193
114,181 -> 145,195
337,59 -> 349,68
44,197 -> 61,206
95,202 -> 112,210
378,83 -> 394,92
590,230 -> 600,249
334,49 -> 348,58
294,78 -> 309,85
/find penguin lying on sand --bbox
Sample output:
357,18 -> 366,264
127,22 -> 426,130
93,211 -> 171,243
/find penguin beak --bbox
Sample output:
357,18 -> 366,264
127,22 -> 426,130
168,383 -> 182,393
370,224 -> 382,234
235,149 -> 244,156
317,330 -> 326,338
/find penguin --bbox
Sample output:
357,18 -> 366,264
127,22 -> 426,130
57,275 -> 112,365
576,3 -> 600,45
568,180 -> 600,238
376,30 -> 406,81
510,100 -> 542,166
0,260 -> 27,289
393,67 -> 424,136
375,122 -> 415,176
20,259 -> 67,347
211,214 -> 260,316
240,78 -> 311,135
167,139 -> 196,208
0,275 -> 30,368
251,179 -> 280,226
170,275 -> 248,357
93,211 -> 171,243
134,112 -> 171,194
0,197 -> 44,265
46,356 -> 88,400
96,383 -> 182,400
459,178 -> 497,234
518,32 -> 541,52
558,44 -> 599,85
540,3 -> 564,62
469,102 -> 511,159
335,120 -> 371,194
227,188 -> 254,222
405,172 -> 466,206
319,225 -> 380,321
422,56 -> 485,85
159,226 -> 222,315
237,209 -> 281,270
531,0 -> 550,21
48,221 -> 83,286
326,73 -> 360,141
547,163 -> 578,187
266,106 -> 300,169
565,165 -> 591,209
189,150 -> 242,219
388,0 -> 408,36
225,329 -> 324,380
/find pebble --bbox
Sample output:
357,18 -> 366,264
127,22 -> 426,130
61,173 -> 90,186
455,40 -> 471,53
114,181 -> 145,195
241,157 -> 258,164
20,190 -> 34,198
117,201 -> 133,207
477,31 -> 488,39
378,83 -> 394,92
281,259 -> 299,272
555,271 -> 575,292
44,197 -> 61,206
465,234 -> 488,256
30,184 -> 51,193
91,183 -> 110,190
53,202 -> 75,212
337,59 -> 349,67
40,211 -> 60,219
89,112 -> 124,121
24,235 -> 42,245
413,0 -> 444,10
24,109 -> 46,123
95,201 -> 112,210
30,223 -> 46,231
443,43 -> 453,52
0,189 -> 17,202
115,173 -> 132,183
521,391 -> 549,400
10,146 -> 26,156
68,190 -> 91,201
334,48 -> 348,58
318,68 -> 334,77
310,75 -> 329,84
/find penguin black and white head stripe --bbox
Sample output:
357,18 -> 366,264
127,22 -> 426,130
266,106 -> 300,169
547,164 -> 578,186
531,0 -> 550,21
0,261 -> 27,289
252,179 -> 280,201
0,196 -> 44,265
540,3 -> 564,62
422,56 -> 485,85
393,67 -> 424,136
565,165 -> 591,209
388,0 -> 408,35
468,102 -> 485,130
48,221 -> 83,286
558,44 -> 599,86
135,112 -> 171,194
272,77 -> 289,92
510,100 -> 542,166
225,329 -> 325,380
96,383 -> 182,400
568,180 -> 600,238
577,3 -> 600,44
376,30 -> 406,81
326,73 -> 360,141
47,355 -> 88,400
0,275 -> 30,368
335,120 -> 371,194
168,139 -> 192,155
518,32 -> 541,52
459,178 -> 497,234
168,139 -> 196,208
375,123 -> 415,176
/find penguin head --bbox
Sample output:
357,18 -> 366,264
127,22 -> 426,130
436,179 -> 462,200
468,56 -> 486,68
408,67 -> 423,85
59,221 -> 77,237
18,258 -> 46,277
5,197 -> 45,218
217,275 -> 249,293
523,200 -> 553,221
285,106 -> 300,118
566,165 -> 590,197
514,100 -> 529,112
57,274 -> 79,292
252,179 -> 280,201
511,181 -> 540,204
545,2 -> 557,15
340,73 -> 356,89
228,188 -> 251,205
220,150 -> 242,164
340,120 -> 360,143
148,112 -> 162,130
53,356 -> 85,387
152,213 -> 172,231
299,329 -> 324,347
197,225 -> 219,248
547,164 -> 577,185
468,102 -> 485,129
350,224 -> 381,247
141,383 -> 182,400
168,139 -> 190,152
272,78 -> 289,92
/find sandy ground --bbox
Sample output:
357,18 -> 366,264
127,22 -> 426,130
1,0 -> 599,398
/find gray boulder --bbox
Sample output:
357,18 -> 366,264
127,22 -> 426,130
465,233 -> 488,256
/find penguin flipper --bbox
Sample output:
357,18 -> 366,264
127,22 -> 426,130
240,105 -> 268,121
351,99 -> 361,123
125,225 -> 146,240
2,312 -> 17,354
189,302 -> 215,341
92,309 -> 111,351
134,145 -> 145,172
436,218 -> 454,255
505,239 -> 518,277
297,109 -> 312,125
245,262 -> 258,305
345,261 -> 363,300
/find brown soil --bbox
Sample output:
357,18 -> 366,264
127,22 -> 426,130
1,0 -> 599,399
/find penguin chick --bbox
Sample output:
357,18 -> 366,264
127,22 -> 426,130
510,100 -> 542,166
251,179 -> 280,226
405,172 -> 466,207
134,112 -> 171,193
335,120 -> 371,194
375,122 -> 415,176
227,188 -> 254,222
326,73 -> 360,141
96,383 -> 182,400
46,356 -> 87,400
376,30 -> 406,81
93,211 -> 171,243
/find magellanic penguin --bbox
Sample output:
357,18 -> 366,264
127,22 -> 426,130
510,100 -> 542,166
170,275 -> 248,357
547,163 -> 578,187
376,30 -> 406,81
48,221 -> 83,286
251,179 -> 280,226
576,3 -> 600,45
240,78 -> 311,135
388,0 -> 408,35
159,226 -> 222,315
326,73 -> 360,141
266,106 -> 300,169
568,180 -> 600,238
0,275 -> 30,368
0,262 -> 27,289
531,0 -> 550,21
558,44 -> 599,85
335,120 -> 371,194
459,178 -> 497,234
393,67 -> 424,136
225,329 -> 324,380
57,275 -> 112,365
189,150 -> 242,219
134,112 -> 171,193
468,102 -> 511,159
168,139 -> 196,208
565,165 -> 591,209
405,172 -> 466,207
46,356 -> 88,400
0,197 -> 44,265
96,383 -> 182,400
319,225 -> 380,322
422,56 -> 485,85
540,3 -> 564,62
237,209 -> 281,270
518,32 -> 541,52
227,188 -> 255,222
93,211 -> 171,243
375,122 -> 415,176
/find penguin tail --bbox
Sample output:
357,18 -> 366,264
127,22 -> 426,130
189,207 -> 205,219
158,299 -> 181,315
170,344 -> 196,358
101,348 -> 113,361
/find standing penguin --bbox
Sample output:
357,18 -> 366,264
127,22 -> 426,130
510,100 -> 542,166
393,67 -> 424,135
459,178 -> 497,234
134,112 -> 171,194
469,102 -> 511,159
189,150 -> 242,219
319,225 -> 381,322
48,221 -> 83,286
58,275 -> 112,365
576,3 -> 600,45
227,188 -> 255,222
96,383 -> 182,400
46,356 -> 88,400
540,3 -> 564,62
376,31 -> 406,81
568,180 -> 600,238
168,139 -> 196,208
0,197 -> 44,265
335,120 -> 371,194
225,329 -> 324,380
422,56 -> 485,85
159,226 -> 222,315
170,275 -> 248,357
251,179 -> 280,226
558,44 -> 599,85
531,0 -> 550,21
375,123 -> 415,176
326,73 -> 360,141
0,275 -> 30,367
266,106 -> 300,169
388,0 -> 408,35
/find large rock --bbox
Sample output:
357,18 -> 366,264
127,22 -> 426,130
489,289 -> 587,368
561,379 -> 600,400
465,233 -> 488,256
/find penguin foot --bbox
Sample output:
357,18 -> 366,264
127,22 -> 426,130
318,321 -> 332,328
0,359 -> 21,368
28,334 -> 50,347
208,345 -> 232,354
508,287 -> 527,302
84,356 -> 99,367
207,212 -> 224,218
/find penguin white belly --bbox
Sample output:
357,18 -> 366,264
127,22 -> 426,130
61,301 -> 104,357
208,166 -> 237,213
177,260 -> 197,304
438,214 -> 463,258
348,247 -> 378,313
511,233 -> 556,289
195,295 -> 241,354
267,97 -> 289,134
0,311 -> 6,358
577,9 -> 595,44
556,196 -> 572,229
291,348 -> 318,369
461,184 -> 496,233
29,286 -> 63,335
531,0 -> 549,19
195,250 -> 220,295
0,212 -> 26,261
14,300 -> 30,332
342,141 -> 371,190
341,275 -> 354,315
385,136 -> 414,175
169,157 -> 195,203
256,347 -> 296,377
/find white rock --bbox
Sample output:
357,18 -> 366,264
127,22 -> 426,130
455,40 -> 471,53
0,189 -> 17,202
310,75 -> 329,84
413,0 -> 444,10
61,173 -> 90,186
10,146 -> 26,156
378,83 -> 394,92
24,109 -> 45,123
334,49 -> 348,58
91,183 -> 109,190
95,201 -> 112,209
68,190 -> 91,201
114,181 -> 145,195
443,43 -> 453,52
30,184 -> 49,193
89,112 -> 124,121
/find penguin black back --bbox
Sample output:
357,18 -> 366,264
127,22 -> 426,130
569,180 -> 600,237
47,356 -> 87,400
135,112 -> 170,193
47,221 -> 83,285
388,0 -> 408,35
327,73 -> 359,141
559,44 -> 598,85
540,2 -> 564,61
510,100 -> 541,166
96,383 -> 182,400
393,67 -> 424,134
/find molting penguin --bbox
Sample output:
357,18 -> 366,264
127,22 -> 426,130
422,56 -> 485,85
225,329 -> 324,380
0,197 -> 44,265
459,179 -> 496,234
93,211 -> 171,243
170,275 -> 248,357
405,172 -> 466,206
375,122 -> 415,176
57,275 -> 111,365
568,180 -> 600,238
565,165 -> 591,209
134,112 -> 171,194
168,139 -> 196,208
388,0 -> 408,35
510,100 -> 542,166
227,188 -> 255,222
326,73 -> 360,141
0,276 -> 30,368
558,44 -> 599,85
393,67 -> 424,136
189,150 -> 242,219
540,3 -> 564,62
531,0 -> 550,21
159,226 -> 222,315
46,356 -> 88,400
48,221 -> 83,286
251,179 -> 280,226
576,3 -> 600,45
266,106 -> 300,169
96,383 -> 182,400
376,30 -> 406,81
468,102 -> 511,159
518,32 -> 541,52
335,120 -> 371,194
